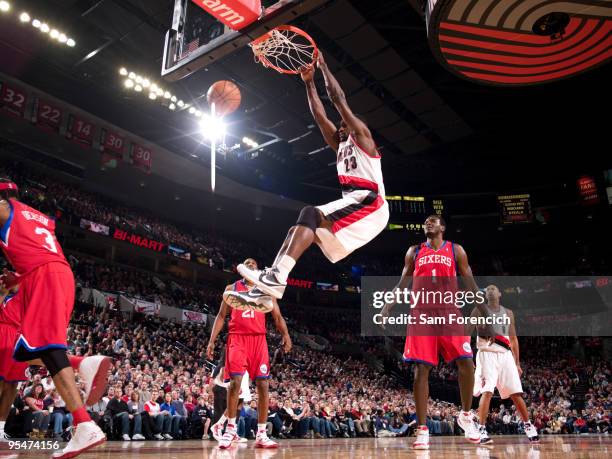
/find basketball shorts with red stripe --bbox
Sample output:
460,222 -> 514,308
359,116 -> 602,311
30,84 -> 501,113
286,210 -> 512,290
13,261 -> 75,362
224,334 -> 270,382
0,323 -> 28,382
316,190 -> 389,263
403,335 -> 473,366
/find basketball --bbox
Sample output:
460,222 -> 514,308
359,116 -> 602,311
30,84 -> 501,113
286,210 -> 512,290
206,80 -> 241,117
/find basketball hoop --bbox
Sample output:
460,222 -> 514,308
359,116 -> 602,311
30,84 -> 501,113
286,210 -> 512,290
250,25 -> 318,75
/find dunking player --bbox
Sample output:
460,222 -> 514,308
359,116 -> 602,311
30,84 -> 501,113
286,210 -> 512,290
0,283 -> 27,441
224,54 -> 389,310
207,258 -> 292,449
0,179 -> 111,457
383,215 -> 481,449
468,285 -> 539,444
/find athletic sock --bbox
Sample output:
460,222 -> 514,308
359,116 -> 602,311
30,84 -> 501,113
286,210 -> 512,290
68,355 -> 85,370
71,406 -> 91,426
215,414 -> 228,427
226,418 -> 237,432
0,420 -> 5,437
257,423 -> 267,436
275,255 -> 296,283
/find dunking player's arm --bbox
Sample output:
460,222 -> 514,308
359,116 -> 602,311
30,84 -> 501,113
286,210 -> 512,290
206,285 -> 232,360
317,54 -> 377,154
270,299 -> 292,354
301,65 -> 338,152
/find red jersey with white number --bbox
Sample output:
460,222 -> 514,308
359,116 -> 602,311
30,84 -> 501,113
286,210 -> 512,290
0,199 -> 69,276
228,280 -> 266,335
336,134 -> 385,197
413,240 -> 458,304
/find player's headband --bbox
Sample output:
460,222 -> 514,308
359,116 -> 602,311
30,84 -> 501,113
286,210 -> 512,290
0,182 -> 18,192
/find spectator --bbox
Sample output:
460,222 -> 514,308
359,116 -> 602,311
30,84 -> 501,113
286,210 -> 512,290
24,384 -> 50,439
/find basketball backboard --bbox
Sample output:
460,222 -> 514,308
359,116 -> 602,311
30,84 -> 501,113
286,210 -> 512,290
162,0 -> 329,81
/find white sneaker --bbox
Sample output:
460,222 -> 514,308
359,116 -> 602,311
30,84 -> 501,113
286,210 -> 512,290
219,431 -> 234,449
479,425 -> 493,444
122,434 -> 131,441
211,422 -> 224,441
222,288 -> 274,313
524,422 -> 540,443
231,432 -> 248,443
52,421 -> 106,459
154,433 -> 164,440
413,425 -> 429,449
237,264 -> 286,300
457,411 -> 481,444
163,433 -> 174,440
255,434 -> 279,448
132,434 -> 145,440
79,355 -> 113,405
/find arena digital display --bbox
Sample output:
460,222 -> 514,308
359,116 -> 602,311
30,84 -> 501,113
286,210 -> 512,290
0,0 -> 609,458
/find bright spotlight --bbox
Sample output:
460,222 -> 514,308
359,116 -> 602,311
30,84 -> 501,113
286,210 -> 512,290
156,87 -> 163,96
128,72 -> 136,80
50,29 -> 59,39
124,79 -> 134,89
188,107 -> 196,114
149,92 -> 157,100
200,114 -> 226,141
58,33 -> 67,43
0,1 -> 10,13
142,79 -> 150,88
170,95 -> 177,102
169,103 -> 176,110
40,23 -> 50,33
177,100 -> 184,107
135,75 -> 143,84
66,38 -> 75,47
19,12 -> 30,22
134,84 -> 142,92
164,91 -> 171,99
119,67 -> 128,76
195,110 -> 202,117
32,19 -> 40,28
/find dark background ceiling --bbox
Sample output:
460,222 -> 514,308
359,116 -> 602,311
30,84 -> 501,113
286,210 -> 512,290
0,0 -> 610,203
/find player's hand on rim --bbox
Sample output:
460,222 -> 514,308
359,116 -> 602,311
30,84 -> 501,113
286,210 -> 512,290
300,64 -> 315,83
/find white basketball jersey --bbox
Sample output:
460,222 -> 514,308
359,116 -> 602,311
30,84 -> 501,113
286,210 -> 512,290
477,304 -> 511,353
336,134 -> 385,198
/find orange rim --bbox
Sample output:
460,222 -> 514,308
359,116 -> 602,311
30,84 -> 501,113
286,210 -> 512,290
251,25 -> 318,75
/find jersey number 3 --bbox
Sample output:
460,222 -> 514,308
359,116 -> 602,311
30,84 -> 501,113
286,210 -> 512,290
35,227 -> 59,253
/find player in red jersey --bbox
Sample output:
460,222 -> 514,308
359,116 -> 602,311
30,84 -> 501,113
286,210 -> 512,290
0,179 -> 111,458
383,215 -> 482,449
0,285 -> 28,441
206,258 -> 292,449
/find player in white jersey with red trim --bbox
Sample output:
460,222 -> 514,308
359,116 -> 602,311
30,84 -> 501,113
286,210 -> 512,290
468,285 -> 539,444
225,53 -> 388,311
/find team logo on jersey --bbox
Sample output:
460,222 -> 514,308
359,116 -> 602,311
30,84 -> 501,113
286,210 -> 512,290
417,254 -> 452,268
463,342 -> 472,353
259,364 -> 268,375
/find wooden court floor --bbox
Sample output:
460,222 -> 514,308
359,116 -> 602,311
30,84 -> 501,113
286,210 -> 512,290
1,435 -> 610,458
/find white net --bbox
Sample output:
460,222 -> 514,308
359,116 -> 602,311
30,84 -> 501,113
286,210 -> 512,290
251,28 -> 317,74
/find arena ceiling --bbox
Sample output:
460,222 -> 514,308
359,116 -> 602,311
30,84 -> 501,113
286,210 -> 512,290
0,0 -> 609,201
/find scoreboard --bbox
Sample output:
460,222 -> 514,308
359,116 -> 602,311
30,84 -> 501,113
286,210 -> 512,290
385,195 -> 444,232
498,194 -> 532,224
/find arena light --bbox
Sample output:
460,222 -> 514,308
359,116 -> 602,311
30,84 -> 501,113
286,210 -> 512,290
66,38 -> 75,47
135,75 -> 143,84
50,29 -> 59,39
0,1 -> 10,13
169,103 -> 176,110
19,12 -> 30,22
177,100 -> 184,107
164,91 -> 171,99
188,107 -> 196,114
124,79 -> 134,89
142,78 -> 150,88
242,136 -> 258,148
32,18 -> 40,28
170,95 -> 177,102
40,23 -> 50,33
148,92 -> 157,100
128,72 -> 136,80
200,114 -> 225,140
134,84 -> 142,92
58,33 -> 67,43
119,67 -> 128,76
